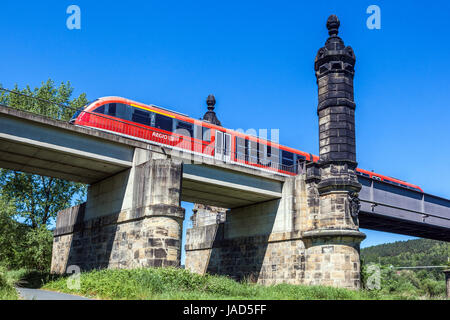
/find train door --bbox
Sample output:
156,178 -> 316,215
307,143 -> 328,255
215,130 -> 231,162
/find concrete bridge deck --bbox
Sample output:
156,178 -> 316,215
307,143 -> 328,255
0,105 -> 285,208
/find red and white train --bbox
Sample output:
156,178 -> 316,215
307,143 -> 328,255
70,96 -> 423,192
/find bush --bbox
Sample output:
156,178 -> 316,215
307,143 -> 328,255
421,279 -> 445,298
0,267 -> 7,288
21,227 -> 53,271
0,209 -> 53,271
0,266 -> 19,300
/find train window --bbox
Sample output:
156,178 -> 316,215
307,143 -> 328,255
155,113 -> 173,132
265,145 -> 272,165
236,137 -> 246,161
247,139 -> 258,163
105,103 -> 131,120
271,147 -> 280,167
94,105 -> 105,114
267,146 -> 280,163
281,150 -> 294,166
132,109 -> 152,126
108,103 -> 117,117
256,143 -> 263,165
175,120 -> 193,138
257,143 -> 264,164
259,143 -> 278,166
119,104 -> 131,120
202,127 -> 211,142
70,107 -> 83,123
193,125 -> 201,140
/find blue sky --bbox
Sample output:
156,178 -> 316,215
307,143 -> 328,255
1,1 -> 449,262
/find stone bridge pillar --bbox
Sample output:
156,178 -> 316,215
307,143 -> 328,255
303,15 -> 366,289
51,149 -> 185,273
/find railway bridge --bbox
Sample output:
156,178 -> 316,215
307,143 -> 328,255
0,15 -> 448,289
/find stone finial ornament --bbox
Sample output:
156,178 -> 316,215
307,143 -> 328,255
315,15 -> 356,86
202,94 -> 222,126
206,94 -> 216,111
326,14 -> 340,36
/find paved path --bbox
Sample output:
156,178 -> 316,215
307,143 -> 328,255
16,287 -> 93,300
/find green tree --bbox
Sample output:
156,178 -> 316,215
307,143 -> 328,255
1,79 -> 87,121
0,80 -> 88,271
0,80 -> 88,230
0,197 -> 26,267
0,171 -> 85,228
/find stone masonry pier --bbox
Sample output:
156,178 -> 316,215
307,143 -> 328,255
51,149 -> 185,272
185,165 -> 364,289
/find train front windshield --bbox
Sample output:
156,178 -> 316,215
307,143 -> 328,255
69,107 -> 85,123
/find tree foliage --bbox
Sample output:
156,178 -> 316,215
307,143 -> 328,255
361,238 -> 450,269
0,79 -> 88,270
0,79 -> 88,229
0,171 -> 85,228
0,197 -> 53,271
1,79 -> 87,121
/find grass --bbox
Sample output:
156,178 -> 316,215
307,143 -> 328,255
0,268 -> 62,300
39,267 -> 413,300
0,267 -> 24,300
2,267 -> 445,300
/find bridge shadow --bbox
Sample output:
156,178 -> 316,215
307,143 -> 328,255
52,172 -> 131,273
53,201 -> 121,273
188,199 -> 281,284
206,226 -> 272,283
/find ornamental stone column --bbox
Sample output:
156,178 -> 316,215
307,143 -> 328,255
303,15 -> 366,289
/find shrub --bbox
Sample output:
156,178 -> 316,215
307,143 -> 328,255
0,209 -> 53,271
421,279 -> 445,298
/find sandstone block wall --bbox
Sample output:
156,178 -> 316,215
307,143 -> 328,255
185,175 -> 307,285
303,236 -> 363,289
185,171 -> 365,289
185,222 -> 305,285
51,149 -> 185,273
51,209 -> 182,273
